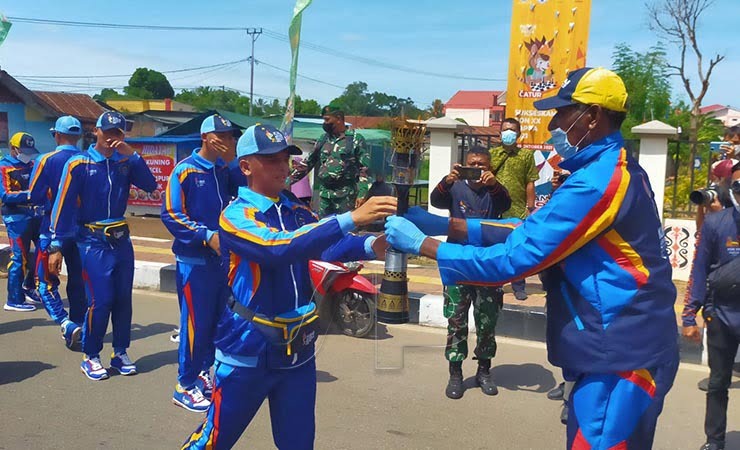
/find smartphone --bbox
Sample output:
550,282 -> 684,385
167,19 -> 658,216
709,141 -> 730,152
457,166 -> 483,180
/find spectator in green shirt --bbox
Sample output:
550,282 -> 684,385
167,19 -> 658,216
489,117 -> 539,300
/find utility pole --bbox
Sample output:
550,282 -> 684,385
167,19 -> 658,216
247,28 -> 263,116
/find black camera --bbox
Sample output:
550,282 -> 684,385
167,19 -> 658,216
732,179 -> 740,195
689,186 -> 719,206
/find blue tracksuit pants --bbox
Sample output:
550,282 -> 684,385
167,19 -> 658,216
36,237 -> 86,325
176,258 -> 228,388
5,218 -> 40,305
566,357 -> 679,450
181,359 -> 317,450
77,233 -> 134,358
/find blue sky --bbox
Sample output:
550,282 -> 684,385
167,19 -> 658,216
0,0 -> 737,110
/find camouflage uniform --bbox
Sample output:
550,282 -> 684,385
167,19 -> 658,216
489,146 -> 539,220
294,130 -> 370,217
443,284 -> 503,362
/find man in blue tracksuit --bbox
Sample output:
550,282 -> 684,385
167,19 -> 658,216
182,124 -> 396,449
28,116 -> 86,348
50,111 -> 156,381
1,132 -> 43,312
162,114 -> 238,413
386,68 -> 680,449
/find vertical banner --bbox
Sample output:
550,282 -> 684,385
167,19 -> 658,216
281,0 -> 313,142
128,143 -> 176,207
506,0 -> 591,205
0,14 -> 11,47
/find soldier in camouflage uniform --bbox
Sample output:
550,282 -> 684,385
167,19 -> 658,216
291,106 -> 370,217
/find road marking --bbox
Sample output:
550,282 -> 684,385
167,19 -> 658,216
132,245 -> 173,256
131,236 -> 171,243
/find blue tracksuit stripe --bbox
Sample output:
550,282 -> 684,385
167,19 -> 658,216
163,164 -> 208,237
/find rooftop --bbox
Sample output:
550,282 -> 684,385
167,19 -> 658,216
445,90 -> 505,109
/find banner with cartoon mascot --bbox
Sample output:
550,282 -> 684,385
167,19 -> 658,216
506,0 -> 591,206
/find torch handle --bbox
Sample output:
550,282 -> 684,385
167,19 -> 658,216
395,184 -> 410,216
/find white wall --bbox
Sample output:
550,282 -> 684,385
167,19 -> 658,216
444,108 -> 489,127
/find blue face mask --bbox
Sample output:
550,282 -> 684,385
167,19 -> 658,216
549,108 -> 591,160
501,129 -> 518,146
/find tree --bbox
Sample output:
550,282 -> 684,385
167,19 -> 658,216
647,0 -> 725,162
94,88 -> 126,101
611,43 -> 672,138
429,99 -> 445,118
175,86 -> 251,115
294,95 -> 321,115
124,67 -> 175,99
329,81 -> 426,117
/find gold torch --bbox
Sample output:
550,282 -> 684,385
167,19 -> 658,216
377,118 -> 426,324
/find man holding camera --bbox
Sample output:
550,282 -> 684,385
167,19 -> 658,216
430,145 -> 511,399
682,162 -> 740,450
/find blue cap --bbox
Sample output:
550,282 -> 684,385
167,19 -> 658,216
96,111 -> 132,132
201,114 -> 239,134
50,116 -> 82,136
237,124 -> 302,158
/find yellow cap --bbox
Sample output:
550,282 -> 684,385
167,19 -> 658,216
534,67 -> 628,113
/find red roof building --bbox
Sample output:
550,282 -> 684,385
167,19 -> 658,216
444,90 -> 506,127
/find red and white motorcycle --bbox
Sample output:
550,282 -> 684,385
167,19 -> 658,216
309,260 -> 377,338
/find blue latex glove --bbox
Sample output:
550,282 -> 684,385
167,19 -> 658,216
384,216 -> 427,255
405,206 -> 448,236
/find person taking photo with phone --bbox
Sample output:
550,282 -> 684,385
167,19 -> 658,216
430,145 -> 511,399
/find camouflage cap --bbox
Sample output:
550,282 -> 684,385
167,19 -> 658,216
322,105 -> 344,119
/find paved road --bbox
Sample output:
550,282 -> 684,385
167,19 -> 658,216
0,289 -> 737,450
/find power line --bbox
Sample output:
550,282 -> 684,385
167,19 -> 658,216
8,16 -> 506,82
254,59 -> 344,89
14,58 -> 248,79
7,16 -> 248,31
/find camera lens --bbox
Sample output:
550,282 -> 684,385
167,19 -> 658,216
732,180 -> 740,195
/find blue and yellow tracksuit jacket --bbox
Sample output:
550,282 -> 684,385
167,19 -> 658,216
161,149 -> 230,260
50,145 -> 157,242
214,186 -> 373,369
0,155 -> 44,222
28,144 -> 81,239
437,132 -> 679,374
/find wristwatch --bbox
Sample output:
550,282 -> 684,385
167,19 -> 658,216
47,245 -> 62,254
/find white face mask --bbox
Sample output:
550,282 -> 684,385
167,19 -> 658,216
549,107 -> 591,160
17,153 -> 33,164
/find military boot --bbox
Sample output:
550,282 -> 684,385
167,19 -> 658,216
476,359 -> 498,396
445,361 -> 464,399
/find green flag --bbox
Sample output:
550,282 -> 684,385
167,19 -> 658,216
281,0 -> 313,142
0,14 -> 12,47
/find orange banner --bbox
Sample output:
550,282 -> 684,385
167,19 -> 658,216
506,0 -> 591,151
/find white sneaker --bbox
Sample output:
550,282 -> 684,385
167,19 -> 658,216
4,302 -> 36,312
172,384 -> 211,413
81,356 -> 109,381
